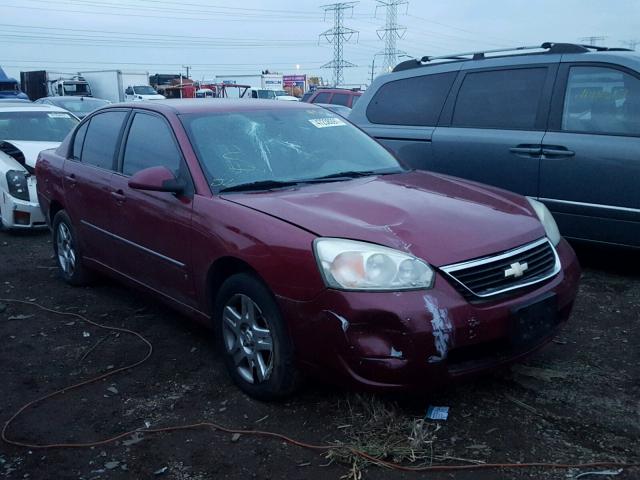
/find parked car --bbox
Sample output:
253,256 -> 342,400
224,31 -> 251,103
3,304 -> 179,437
273,90 -> 299,101
34,96 -> 111,119
350,42 -> 640,248
316,103 -> 352,118
0,102 -> 78,229
36,100 -> 580,399
303,88 -> 362,108
250,89 -> 277,100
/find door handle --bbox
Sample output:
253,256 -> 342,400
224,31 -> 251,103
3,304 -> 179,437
65,174 -> 77,186
509,145 -> 542,157
541,147 -> 575,157
110,190 -> 126,204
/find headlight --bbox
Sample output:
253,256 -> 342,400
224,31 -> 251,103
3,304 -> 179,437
5,170 -> 29,201
527,198 -> 561,246
313,238 -> 435,291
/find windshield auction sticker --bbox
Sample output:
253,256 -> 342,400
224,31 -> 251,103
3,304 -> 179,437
308,117 -> 347,128
47,113 -> 72,119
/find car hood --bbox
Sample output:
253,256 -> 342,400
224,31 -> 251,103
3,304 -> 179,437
0,140 -> 60,171
222,171 -> 546,266
139,94 -> 166,100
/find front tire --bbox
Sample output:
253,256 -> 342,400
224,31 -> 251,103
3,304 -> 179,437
214,273 -> 299,400
52,210 -> 91,286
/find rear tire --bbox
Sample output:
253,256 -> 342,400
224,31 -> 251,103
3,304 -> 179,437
213,273 -> 299,400
52,210 -> 92,286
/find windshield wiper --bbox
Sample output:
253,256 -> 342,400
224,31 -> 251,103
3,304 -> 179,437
306,169 -> 402,182
219,179 -> 301,193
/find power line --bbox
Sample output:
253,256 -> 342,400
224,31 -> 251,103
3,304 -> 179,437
375,0 -> 408,72
621,39 -> 639,50
580,36 -> 606,46
319,2 -> 360,86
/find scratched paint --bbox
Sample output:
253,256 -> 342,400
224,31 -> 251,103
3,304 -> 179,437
390,347 -> 403,358
424,296 -> 453,363
467,316 -> 480,340
326,311 -> 350,332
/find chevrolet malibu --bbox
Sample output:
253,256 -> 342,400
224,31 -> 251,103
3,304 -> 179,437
35,100 -> 581,399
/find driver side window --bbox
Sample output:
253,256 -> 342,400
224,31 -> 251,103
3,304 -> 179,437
125,87 -> 133,95
122,112 -> 182,177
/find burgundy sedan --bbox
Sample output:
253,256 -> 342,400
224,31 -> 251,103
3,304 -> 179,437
36,100 -> 580,399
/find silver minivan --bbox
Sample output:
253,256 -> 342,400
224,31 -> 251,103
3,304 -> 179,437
350,42 -> 640,248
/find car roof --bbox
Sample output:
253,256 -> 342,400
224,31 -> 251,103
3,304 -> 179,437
43,96 -> 108,102
107,99 -> 323,115
0,102 -> 70,113
313,88 -> 362,95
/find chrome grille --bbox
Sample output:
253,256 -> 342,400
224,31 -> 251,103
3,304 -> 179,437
441,238 -> 560,299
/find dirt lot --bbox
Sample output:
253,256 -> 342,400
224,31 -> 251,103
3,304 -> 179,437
0,230 -> 638,480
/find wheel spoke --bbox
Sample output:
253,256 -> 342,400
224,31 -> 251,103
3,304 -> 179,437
241,295 -> 255,323
223,306 -> 241,332
255,353 -> 269,382
253,327 -> 273,352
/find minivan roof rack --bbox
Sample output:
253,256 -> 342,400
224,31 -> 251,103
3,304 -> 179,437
392,42 -> 633,72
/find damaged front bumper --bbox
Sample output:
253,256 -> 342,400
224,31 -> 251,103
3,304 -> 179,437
1,178 -> 47,229
278,239 -> 581,392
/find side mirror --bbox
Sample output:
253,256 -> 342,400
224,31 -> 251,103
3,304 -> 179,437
128,166 -> 185,194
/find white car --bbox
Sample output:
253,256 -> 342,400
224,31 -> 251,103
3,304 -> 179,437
0,103 -> 78,229
124,85 -> 165,101
274,90 -> 299,101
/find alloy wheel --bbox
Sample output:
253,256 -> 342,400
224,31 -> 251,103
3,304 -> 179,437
56,222 -> 76,277
222,294 -> 274,384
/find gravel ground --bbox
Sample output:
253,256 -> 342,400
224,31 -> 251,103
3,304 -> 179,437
0,230 -> 638,480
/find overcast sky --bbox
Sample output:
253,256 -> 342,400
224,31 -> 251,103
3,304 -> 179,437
1,0 -> 638,88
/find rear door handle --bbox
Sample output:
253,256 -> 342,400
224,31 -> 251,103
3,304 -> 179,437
509,145 -> 542,157
65,174 -> 77,186
541,147 -> 575,157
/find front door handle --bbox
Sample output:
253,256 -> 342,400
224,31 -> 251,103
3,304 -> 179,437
110,190 -> 126,204
542,147 -> 575,157
65,174 -> 77,187
509,145 -> 542,157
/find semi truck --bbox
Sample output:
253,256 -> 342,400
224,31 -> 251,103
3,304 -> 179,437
19,71 -> 91,100
78,70 -> 165,103
0,66 -> 29,100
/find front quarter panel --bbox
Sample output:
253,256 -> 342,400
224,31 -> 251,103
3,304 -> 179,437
191,195 -> 325,310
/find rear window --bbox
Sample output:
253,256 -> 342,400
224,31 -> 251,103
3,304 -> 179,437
0,111 -> 78,142
366,72 -> 457,126
452,68 -> 547,130
312,92 -> 331,103
331,93 -> 350,106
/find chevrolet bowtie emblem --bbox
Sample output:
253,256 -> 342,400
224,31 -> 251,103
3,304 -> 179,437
505,261 -> 529,278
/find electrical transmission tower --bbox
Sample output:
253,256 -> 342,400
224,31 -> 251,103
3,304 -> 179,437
621,39 -> 639,50
376,0 -> 408,72
319,2 -> 359,87
580,36 -> 606,46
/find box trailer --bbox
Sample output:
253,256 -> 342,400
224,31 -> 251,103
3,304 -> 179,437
19,70 -> 91,100
79,70 -> 164,103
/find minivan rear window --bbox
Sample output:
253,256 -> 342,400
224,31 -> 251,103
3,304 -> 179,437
452,67 -> 547,130
366,72 -> 457,126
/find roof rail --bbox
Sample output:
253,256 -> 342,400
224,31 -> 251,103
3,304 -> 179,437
393,42 -> 633,72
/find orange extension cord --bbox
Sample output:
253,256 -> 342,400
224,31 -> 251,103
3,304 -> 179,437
1,298 -> 638,474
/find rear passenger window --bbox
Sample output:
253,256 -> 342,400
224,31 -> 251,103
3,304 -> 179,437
81,111 -> 127,170
122,113 -> 181,176
366,72 -> 457,126
331,93 -> 350,106
71,122 -> 88,160
312,92 -> 331,103
452,68 -> 547,129
562,66 -> 640,136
